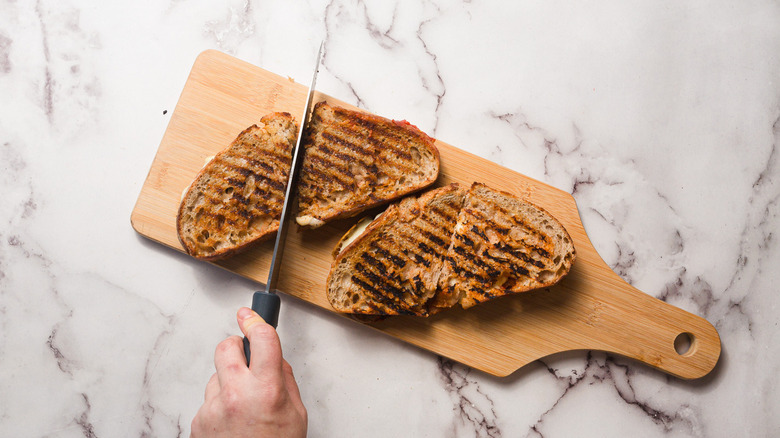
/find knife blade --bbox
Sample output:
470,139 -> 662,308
244,41 -> 323,365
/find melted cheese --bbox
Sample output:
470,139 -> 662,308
338,216 -> 374,254
296,215 -> 325,228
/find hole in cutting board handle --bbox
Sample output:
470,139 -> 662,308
674,332 -> 695,356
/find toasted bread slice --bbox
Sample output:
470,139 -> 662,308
176,113 -> 298,260
296,102 -> 440,228
326,184 -> 466,316
439,183 -> 576,309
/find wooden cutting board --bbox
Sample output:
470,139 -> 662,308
131,50 -> 720,379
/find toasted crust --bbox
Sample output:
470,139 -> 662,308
326,184 -> 466,316
176,113 -> 298,260
439,183 -> 576,308
296,102 -> 440,227
326,182 -> 576,316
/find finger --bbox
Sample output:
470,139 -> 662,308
190,403 -> 210,438
190,411 -> 202,438
237,307 -> 284,379
204,373 -> 219,401
213,335 -> 248,386
281,359 -> 303,403
281,359 -> 307,418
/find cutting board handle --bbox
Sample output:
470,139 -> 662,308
523,193 -> 723,380
577,270 -> 722,379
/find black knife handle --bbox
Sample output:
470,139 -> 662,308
243,291 -> 281,366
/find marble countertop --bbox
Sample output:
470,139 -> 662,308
2,1 -> 778,437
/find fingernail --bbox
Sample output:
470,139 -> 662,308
238,307 -> 254,321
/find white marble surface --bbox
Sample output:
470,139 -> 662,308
1,1 -> 778,436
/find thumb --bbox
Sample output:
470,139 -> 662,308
237,307 -> 284,376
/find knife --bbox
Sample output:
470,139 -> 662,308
243,42 -> 324,365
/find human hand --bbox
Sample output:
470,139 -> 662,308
191,307 -> 308,438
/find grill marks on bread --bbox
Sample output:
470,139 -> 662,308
440,183 -> 575,309
327,184 -> 466,316
176,113 -> 298,260
327,182 -> 576,316
297,102 -> 439,226
177,103 -> 439,259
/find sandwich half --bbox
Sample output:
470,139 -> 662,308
296,101 -> 440,228
436,183 -> 576,310
327,184 -> 466,316
176,112 -> 298,260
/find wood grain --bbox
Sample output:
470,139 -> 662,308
131,50 -> 721,379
